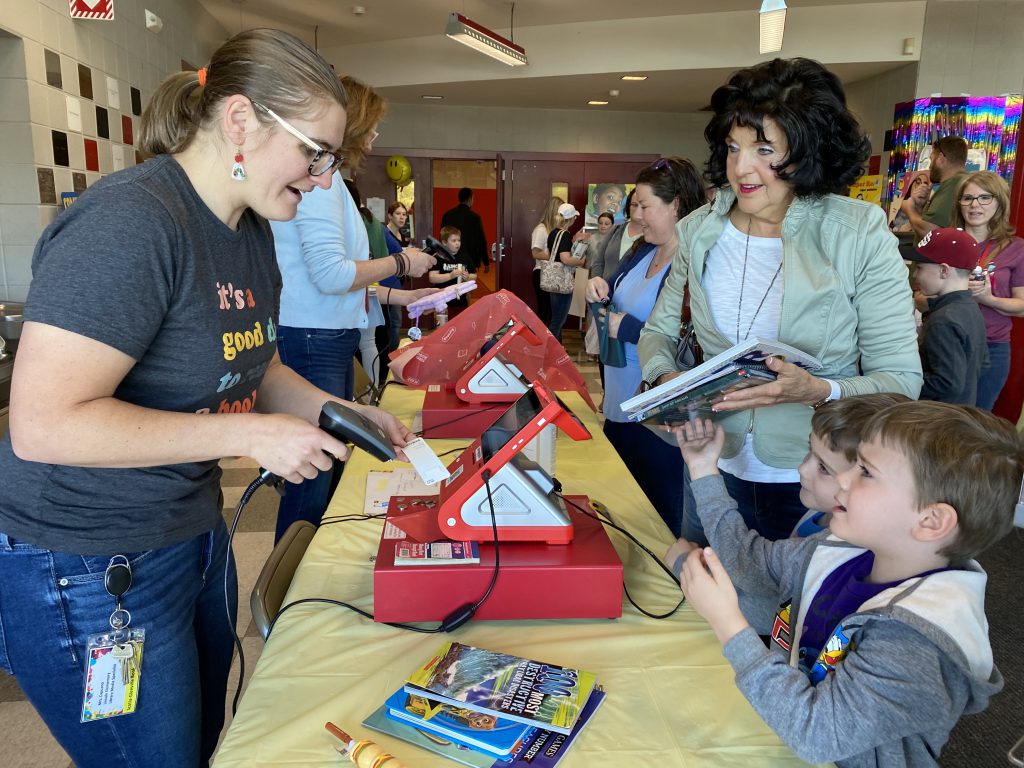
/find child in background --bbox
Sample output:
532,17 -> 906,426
904,227 -> 988,404
667,401 -> 1019,767
428,225 -> 476,308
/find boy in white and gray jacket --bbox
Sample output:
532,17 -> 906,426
666,400 -> 1020,768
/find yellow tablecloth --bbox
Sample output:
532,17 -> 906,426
215,388 -> 823,767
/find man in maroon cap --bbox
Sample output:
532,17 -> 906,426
903,227 -> 989,404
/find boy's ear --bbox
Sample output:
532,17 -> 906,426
913,501 -> 958,544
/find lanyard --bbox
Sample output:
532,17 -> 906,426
977,239 -> 998,270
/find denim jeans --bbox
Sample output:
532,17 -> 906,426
603,419 -> 685,536
276,325 -> 361,541
0,520 -> 237,768
546,291 -> 573,342
682,465 -> 805,545
976,341 -> 1010,411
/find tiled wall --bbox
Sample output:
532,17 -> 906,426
0,0 -> 227,301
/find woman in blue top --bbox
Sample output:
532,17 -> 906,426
586,157 -> 705,535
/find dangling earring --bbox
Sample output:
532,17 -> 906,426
231,146 -> 246,182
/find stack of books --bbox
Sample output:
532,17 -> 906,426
363,642 -> 604,767
620,337 -> 822,426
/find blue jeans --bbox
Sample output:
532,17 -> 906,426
682,466 -> 805,545
0,520 -> 237,767
603,420 -> 685,536
276,325 -> 361,541
976,341 -> 1010,411
547,291 -> 573,342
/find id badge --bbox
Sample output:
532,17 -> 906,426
81,627 -> 145,722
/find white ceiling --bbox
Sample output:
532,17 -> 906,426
195,0 -> 916,112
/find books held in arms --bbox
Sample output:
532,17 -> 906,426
394,541 -> 480,566
621,337 -> 822,426
404,642 -> 598,735
363,687 -> 606,768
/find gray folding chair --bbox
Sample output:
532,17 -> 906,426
249,521 -> 317,640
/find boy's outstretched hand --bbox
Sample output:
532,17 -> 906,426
679,548 -> 749,646
664,536 -> 698,578
673,417 -> 724,480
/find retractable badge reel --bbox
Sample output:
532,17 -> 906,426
80,555 -> 146,722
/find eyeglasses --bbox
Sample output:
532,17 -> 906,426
251,101 -> 343,177
959,194 -> 996,207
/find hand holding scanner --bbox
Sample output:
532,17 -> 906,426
319,401 -> 397,462
406,281 -> 477,322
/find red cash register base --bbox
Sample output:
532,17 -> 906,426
372,383 -> 623,623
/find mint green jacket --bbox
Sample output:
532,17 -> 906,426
638,188 -> 922,468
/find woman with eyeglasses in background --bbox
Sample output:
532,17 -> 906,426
639,58 -> 921,544
951,170 -> 1024,410
0,30 -> 416,767
586,157 -> 705,535
271,75 -> 436,542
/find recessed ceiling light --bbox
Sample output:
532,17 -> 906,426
421,95 -> 444,100
588,100 -> 609,106
621,75 -> 648,81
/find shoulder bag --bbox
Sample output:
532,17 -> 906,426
539,230 -> 575,294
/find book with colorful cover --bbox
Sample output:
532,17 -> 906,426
363,688 -> 606,768
621,336 -> 822,423
404,642 -> 597,735
632,366 -> 776,426
394,541 -> 480,566
385,688 -> 534,756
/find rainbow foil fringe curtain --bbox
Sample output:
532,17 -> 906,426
886,95 -> 1023,205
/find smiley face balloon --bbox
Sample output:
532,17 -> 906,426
386,155 -> 412,186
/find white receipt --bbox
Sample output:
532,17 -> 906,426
402,438 -> 451,485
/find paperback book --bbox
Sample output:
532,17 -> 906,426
621,337 -> 822,425
404,642 -> 598,735
363,688 -> 606,768
394,541 -> 480,566
385,688 -> 534,757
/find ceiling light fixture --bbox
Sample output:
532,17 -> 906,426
759,0 -> 787,54
621,75 -> 647,81
588,100 -> 609,106
421,94 -> 444,100
445,12 -> 528,66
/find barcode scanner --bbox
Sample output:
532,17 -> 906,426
317,401 -> 397,463
258,402 -> 398,490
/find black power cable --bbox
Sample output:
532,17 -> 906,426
557,492 -> 685,619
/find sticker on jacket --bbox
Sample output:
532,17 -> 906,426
771,600 -> 792,652
807,624 -> 854,685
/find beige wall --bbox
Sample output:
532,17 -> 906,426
381,103 -> 711,168
0,0 -> 227,301
845,63 -> 920,157
917,0 -> 1024,98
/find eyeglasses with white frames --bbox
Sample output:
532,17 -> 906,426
251,101 -> 344,177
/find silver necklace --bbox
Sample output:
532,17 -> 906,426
736,219 -> 783,344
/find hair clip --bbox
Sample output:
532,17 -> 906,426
197,67 -> 208,87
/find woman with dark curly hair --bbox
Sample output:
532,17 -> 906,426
639,58 -> 922,542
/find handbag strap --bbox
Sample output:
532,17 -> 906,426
549,230 -> 566,262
